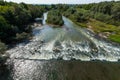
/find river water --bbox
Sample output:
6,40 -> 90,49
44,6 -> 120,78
2,13 -> 120,80
7,13 -> 120,61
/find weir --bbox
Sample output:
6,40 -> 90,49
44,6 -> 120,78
6,13 -> 120,62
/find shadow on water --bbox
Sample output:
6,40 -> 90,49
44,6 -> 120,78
2,59 -> 120,80
7,14 -> 120,61
0,59 -> 13,80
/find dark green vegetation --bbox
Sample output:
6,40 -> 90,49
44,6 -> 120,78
46,10 -> 64,27
0,1 -> 47,54
0,1 -> 45,43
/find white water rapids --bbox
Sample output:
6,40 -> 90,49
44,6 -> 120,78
7,13 -> 120,62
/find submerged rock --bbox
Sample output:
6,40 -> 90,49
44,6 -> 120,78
53,47 -> 61,53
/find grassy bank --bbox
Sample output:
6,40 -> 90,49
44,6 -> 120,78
62,1 -> 120,43
66,16 -> 120,43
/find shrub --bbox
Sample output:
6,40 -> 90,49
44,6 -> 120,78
16,32 -> 28,41
0,41 -> 7,54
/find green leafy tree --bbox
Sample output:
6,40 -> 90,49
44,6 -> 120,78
46,10 -> 64,26
0,16 -> 11,42
112,3 -> 120,21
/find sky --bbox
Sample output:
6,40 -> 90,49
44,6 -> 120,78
5,0 -> 119,4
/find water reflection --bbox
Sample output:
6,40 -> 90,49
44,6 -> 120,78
4,59 -> 120,80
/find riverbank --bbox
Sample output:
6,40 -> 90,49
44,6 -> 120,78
0,23 -> 42,67
7,23 -> 43,49
68,17 -> 120,44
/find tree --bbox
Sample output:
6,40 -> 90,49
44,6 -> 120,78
112,3 -> 120,21
91,2 -> 113,15
73,12 -> 87,22
46,10 -> 64,27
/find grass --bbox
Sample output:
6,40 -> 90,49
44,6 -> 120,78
87,19 -> 120,43
108,35 -> 120,43
68,16 -> 87,28
75,21 -> 87,28
88,19 -> 118,33
69,17 -> 120,43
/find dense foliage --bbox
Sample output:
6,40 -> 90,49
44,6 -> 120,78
79,1 -> 120,26
0,1 -> 46,54
46,10 -> 64,27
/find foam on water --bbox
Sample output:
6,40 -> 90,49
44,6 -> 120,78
6,13 -> 120,62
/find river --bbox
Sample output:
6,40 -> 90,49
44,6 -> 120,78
2,13 -> 120,80
7,13 -> 120,61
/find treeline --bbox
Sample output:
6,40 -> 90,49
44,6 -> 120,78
0,1 -> 46,54
76,1 -> 120,26
49,1 -> 120,26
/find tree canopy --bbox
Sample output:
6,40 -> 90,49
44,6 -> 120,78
46,10 -> 64,27
0,1 -> 46,54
